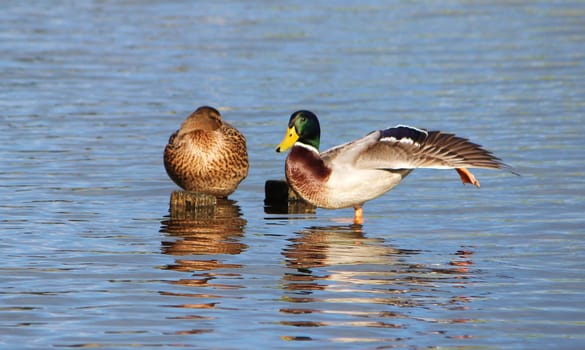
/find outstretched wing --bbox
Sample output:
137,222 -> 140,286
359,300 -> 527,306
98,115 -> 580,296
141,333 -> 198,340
320,130 -> 383,167
353,125 -> 508,170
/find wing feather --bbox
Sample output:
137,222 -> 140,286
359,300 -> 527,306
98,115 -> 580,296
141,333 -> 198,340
353,126 -> 509,170
320,131 -> 382,167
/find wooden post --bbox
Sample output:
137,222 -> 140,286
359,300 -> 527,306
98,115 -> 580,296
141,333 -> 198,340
264,180 -> 316,214
169,191 -> 217,219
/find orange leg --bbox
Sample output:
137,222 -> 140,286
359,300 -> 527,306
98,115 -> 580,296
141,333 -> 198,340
353,206 -> 364,225
455,167 -> 480,188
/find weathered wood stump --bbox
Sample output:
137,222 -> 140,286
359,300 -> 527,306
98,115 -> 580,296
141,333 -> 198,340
264,180 -> 316,214
168,191 -> 217,219
163,192 -> 247,257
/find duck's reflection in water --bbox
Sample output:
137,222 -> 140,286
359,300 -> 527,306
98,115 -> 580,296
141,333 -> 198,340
159,196 -> 247,334
280,225 -> 477,344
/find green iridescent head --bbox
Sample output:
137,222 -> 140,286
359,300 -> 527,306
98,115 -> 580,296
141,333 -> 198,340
276,110 -> 321,152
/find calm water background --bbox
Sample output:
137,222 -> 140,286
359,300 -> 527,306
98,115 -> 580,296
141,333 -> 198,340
1,1 -> 584,349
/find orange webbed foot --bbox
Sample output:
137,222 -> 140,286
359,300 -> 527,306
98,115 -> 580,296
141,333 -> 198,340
455,168 -> 480,188
353,206 -> 364,225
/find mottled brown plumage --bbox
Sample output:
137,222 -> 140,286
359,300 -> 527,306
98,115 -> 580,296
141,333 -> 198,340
164,106 -> 248,198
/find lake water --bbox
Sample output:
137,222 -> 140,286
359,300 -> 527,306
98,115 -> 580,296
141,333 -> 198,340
1,1 -> 584,349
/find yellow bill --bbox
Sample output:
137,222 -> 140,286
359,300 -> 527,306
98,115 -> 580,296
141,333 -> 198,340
275,126 -> 299,153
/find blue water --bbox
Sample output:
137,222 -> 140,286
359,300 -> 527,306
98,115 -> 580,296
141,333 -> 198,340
1,1 -> 584,349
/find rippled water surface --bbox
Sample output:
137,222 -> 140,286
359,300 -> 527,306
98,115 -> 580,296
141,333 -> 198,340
1,1 -> 584,349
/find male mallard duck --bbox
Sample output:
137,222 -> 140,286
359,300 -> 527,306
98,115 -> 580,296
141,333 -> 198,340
164,106 -> 248,198
276,110 -> 512,224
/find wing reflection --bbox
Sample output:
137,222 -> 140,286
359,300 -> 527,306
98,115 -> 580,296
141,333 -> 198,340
279,225 -> 479,343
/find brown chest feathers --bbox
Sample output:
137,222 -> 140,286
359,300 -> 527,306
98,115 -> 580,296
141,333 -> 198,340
285,146 -> 331,204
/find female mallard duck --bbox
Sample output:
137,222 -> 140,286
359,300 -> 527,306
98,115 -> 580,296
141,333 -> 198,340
164,106 -> 248,198
276,110 -> 512,224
